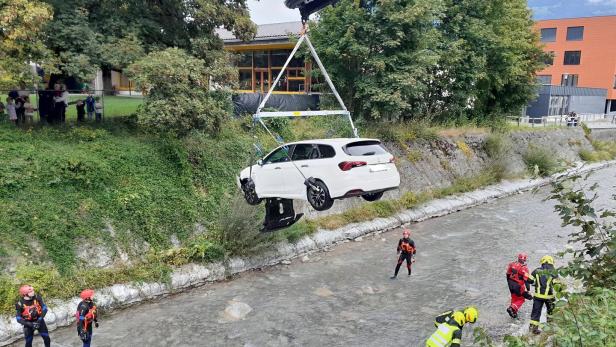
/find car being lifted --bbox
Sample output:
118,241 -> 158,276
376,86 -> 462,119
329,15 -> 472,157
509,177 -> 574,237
239,138 -> 400,211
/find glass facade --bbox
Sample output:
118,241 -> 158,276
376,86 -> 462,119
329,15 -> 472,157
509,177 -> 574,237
234,49 -> 310,93
566,26 -> 584,41
540,28 -> 557,42
563,51 -> 581,65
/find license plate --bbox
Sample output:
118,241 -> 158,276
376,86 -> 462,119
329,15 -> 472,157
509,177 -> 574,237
370,164 -> 387,172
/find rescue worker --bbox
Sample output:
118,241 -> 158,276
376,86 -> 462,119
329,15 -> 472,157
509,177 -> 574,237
529,255 -> 560,334
426,306 -> 478,347
506,252 -> 533,318
391,229 -> 416,279
15,285 -> 51,347
76,289 -> 99,347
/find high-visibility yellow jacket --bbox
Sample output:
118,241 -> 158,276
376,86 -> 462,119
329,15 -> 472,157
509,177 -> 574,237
426,315 -> 463,347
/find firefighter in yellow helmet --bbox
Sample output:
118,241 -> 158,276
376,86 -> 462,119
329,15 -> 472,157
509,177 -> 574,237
529,255 -> 560,334
426,307 -> 478,347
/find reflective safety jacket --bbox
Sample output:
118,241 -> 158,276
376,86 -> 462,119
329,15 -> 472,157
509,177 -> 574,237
506,261 -> 532,295
531,264 -> 559,300
426,319 -> 463,347
397,238 -> 416,255
15,295 -> 48,325
76,300 -> 98,331
433,309 -> 456,327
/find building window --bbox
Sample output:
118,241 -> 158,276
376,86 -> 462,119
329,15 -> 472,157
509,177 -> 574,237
253,51 -> 268,68
540,28 -> 557,42
238,53 -> 252,68
613,75 -> 616,89
563,51 -> 581,65
544,51 -> 554,65
270,50 -> 290,67
566,26 -> 584,41
561,74 -> 578,87
549,96 -> 570,116
238,69 -> 253,90
537,75 -> 552,85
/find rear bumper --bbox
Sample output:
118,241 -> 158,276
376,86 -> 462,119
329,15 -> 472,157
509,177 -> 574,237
336,186 -> 398,199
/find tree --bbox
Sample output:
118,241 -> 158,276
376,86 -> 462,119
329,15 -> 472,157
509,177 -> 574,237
433,0 -> 546,122
0,0 -> 53,88
309,0 -> 443,121
125,48 -> 232,136
40,0 -> 256,82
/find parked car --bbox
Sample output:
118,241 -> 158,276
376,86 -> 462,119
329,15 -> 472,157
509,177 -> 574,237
238,138 -> 400,211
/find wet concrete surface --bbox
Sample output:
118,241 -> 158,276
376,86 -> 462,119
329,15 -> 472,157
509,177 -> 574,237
18,168 -> 616,347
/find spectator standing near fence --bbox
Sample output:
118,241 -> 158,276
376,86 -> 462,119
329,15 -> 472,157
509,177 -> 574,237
76,100 -> 85,122
85,93 -> 96,120
6,98 -> 17,125
95,101 -> 103,122
0,100 -> 5,118
54,84 -> 68,123
23,97 -> 36,125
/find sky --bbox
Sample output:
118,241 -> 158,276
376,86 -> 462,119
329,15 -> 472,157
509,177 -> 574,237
247,0 -> 616,24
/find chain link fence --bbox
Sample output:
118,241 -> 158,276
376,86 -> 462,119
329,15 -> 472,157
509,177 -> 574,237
0,89 -> 143,125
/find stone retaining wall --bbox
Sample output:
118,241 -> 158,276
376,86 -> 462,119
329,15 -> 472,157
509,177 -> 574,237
1,159 -> 613,346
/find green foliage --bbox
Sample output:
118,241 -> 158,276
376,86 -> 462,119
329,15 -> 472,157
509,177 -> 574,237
580,140 -> 616,162
484,133 -> 511,159
39,0 -> 256,79
0,0 -> 53,88
472,326 -> 495,347
311,0 -> 544,123
310,0 -> 443,121
548,174 -> 616,288
126,48 -> 232,136
522,145 -> 559,177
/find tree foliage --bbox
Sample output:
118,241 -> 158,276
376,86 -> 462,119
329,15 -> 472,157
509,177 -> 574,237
310,0 -> 546,123
39,0 -> 256,80
0,0 -> 53,88
126,48 -> 232,136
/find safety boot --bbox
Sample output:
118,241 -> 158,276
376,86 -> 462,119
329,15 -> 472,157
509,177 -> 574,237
506,307 -> 517,319
529,324 -> 541,335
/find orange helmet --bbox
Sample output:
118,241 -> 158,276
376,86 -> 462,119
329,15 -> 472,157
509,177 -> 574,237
80,289 -> 95,300
517,252 -> 528,264
19,285 -> 34,297
402,229 -> 411,237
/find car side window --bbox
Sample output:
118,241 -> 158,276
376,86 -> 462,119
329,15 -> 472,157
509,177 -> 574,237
291,144 -> 317,161
264,145 -> 292,164
318,145 -> 336,159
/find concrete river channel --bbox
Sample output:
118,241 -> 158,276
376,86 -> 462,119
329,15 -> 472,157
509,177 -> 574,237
18,167 -> 616,347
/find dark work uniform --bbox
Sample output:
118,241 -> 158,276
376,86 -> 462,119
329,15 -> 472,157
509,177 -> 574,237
76,300 -> 98,347
15,295 -> 50,347
529,264 -> 559,329
393,237 -> 416,277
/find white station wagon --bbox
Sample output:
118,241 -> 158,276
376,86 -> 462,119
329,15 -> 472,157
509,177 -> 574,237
239,138 -> 400,211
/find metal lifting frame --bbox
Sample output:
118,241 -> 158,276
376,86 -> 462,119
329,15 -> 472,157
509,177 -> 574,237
254,32 -> 359,138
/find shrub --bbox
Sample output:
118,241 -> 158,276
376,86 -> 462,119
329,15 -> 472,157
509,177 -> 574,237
483,133 -> 511,159
456,140 -> 473,159
522,146 -> 559,177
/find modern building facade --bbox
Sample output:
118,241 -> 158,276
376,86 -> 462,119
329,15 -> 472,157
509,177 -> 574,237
534,15 -> 616,115
216,21 -> 320,114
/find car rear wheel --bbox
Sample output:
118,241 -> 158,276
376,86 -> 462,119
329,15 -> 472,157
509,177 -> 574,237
362,191 -> 384,202
242,179 -> 262,205
307,180 -> 334,211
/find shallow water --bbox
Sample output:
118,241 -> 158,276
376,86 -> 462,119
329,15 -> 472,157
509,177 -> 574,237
18,167 -> 616,347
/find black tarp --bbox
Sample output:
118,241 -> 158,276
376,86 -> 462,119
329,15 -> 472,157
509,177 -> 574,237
233,93 -> 319,116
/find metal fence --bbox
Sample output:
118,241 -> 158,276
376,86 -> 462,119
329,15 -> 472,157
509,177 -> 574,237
507,113 -> 610,127
0,89 -> 143,124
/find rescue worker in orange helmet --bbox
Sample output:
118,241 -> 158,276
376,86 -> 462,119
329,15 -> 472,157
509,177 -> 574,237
15,285 -> 50,347
391,229 -> 416,279
506,252 -> 533,318
76,289 -> 99,347
426,307 -> 478,347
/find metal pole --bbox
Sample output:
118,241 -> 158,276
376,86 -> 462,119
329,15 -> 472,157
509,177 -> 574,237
255,35 -> 306,115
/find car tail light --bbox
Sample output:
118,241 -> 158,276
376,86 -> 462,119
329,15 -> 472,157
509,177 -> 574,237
338,161 -> 367,171
389,156 -> 396,163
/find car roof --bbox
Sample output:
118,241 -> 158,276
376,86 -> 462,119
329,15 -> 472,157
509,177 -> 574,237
284,138 -> 381,146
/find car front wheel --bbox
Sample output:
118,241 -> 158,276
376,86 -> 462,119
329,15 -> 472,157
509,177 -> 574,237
307,180 -> 334,211
362,191 -> 384,202
242,179 -> 262,205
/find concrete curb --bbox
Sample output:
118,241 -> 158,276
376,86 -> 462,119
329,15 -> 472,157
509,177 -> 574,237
1,160 -> 614,346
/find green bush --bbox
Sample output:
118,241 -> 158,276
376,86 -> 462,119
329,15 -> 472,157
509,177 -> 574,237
522,146 -> 559,177
483,133 -> 511,159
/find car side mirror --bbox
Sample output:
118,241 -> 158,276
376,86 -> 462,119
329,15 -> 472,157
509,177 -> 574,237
257,159 -> 264,166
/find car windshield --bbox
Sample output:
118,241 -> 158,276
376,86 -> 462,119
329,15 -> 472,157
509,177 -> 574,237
343,141 -> 387,156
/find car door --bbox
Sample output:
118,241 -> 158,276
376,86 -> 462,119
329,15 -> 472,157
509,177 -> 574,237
285,143 -> 315,197
256,145 -> 295,197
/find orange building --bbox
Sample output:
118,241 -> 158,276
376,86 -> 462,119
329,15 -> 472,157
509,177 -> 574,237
535,15 -> 616,113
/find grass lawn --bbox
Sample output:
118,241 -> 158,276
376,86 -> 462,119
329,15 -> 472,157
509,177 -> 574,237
21,94 -> 142,121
